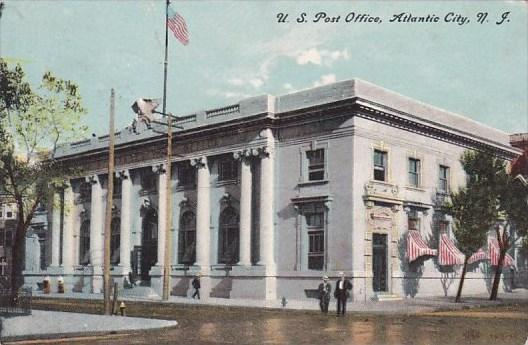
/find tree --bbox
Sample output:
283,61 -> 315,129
0,59 -> 87,292
448,150 -> 501,303
489,175 -> 528,300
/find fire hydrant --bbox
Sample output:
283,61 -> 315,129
119,301 -> 126,316
43,276 -> 50,294
57,276 -> 65,293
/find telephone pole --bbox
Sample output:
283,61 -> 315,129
103,89 -> 115,314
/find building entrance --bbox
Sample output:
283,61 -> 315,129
372,233 -> 388,292
140,207 -> 158,282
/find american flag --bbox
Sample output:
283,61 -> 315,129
167,6 -> 189,46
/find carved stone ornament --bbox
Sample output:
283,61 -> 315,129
190,156 -> 207,168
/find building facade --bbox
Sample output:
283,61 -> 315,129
23,79 -> 522,302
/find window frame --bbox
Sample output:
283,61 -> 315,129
438,165 -> 450,193
306,148 -> 326,182
218,207 -> 239,265
217,157 -> 239,182
178,211 -> 196,265
373,149 -> 388,182
302,203 -> 326,271
79,220 -> 91,265
408,157 -> 421,187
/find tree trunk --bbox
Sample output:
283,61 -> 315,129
10,217 -> 27,302
489,250 -> 505,300
455,257 -> 469,303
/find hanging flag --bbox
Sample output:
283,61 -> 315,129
167,6 -> 189,45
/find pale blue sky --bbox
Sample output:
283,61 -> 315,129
2,1 -> 527,136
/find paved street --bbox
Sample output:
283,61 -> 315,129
2,298 -> 527,345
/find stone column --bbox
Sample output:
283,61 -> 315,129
62,183 -> 75,274
234,150 -> 252,266
88,175 -> 103,293
154,164 -> 167,267
192,156 -> 210,300
258,129 -> 277,301
50,191 -> 61,267
119,170 -> 132,273
192,157 -> 210,268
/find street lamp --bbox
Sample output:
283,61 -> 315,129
131,98 -> 182,301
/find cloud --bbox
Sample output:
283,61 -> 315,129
313,74 -> 337,87
207,89 -> 252,100
283,83 -> 294,91
296,48 -> 350,66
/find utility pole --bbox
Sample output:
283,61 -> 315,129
103,89 -> 115,315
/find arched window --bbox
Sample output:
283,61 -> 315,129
178,211 -> 196,264
110,218 -> 120,265
79,220 -> 90,265
218,207 -> 239,264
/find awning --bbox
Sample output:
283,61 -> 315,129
488,238 -> 515,267
439,233 -> 464,265
407,230 -> 437,262
468,248 -> 488,264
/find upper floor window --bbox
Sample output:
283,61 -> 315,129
140,170 -> 157,191
438,165 -> 450,193
374,150 -> 387,182
177,163 -> 196,186
306,149 -> 325,181
218,158 -> 238,181
408,158 -> 421,187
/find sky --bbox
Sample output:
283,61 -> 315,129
1,0 -> 527,137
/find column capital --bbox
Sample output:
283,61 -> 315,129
152,163 -> 167,175
190,156 -> 207,169
85,174 -> 100,185
118,169 -> 131,180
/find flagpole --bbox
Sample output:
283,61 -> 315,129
162,0 -> 172,301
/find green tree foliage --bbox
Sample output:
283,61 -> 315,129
448,150 -> 502,302
0,59 -> 87,291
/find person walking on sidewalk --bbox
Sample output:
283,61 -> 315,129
334,272 -> 352,316
192,273 -> 201,299
318,275 -> 332,313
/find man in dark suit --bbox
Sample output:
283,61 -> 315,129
318,275 -> 332,313
334,272 -> 352,316
191,273 -> 201,299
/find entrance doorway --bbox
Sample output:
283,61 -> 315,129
372,233 -> 388,292
140,207 -> 158,281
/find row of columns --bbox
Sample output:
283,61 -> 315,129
49,128 -> 277,297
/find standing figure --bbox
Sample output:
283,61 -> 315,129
334,272 -> 352,316
318,275 -> 332,313
191,273 -> 201,299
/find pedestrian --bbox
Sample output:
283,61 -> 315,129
334,272 -> 352,316
318,275 -> 332,313
192,273 -> 201,299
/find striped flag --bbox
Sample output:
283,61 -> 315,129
167,6 -> 189,45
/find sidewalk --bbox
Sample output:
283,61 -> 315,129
1,310 -> 177,339
34,288 -> 528,314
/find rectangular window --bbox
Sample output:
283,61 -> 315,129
438,165 -> 450,193
304,203 -> 325,270
374,150 -> 387,181
308,231 -> 324,270
0,230 -> 4,247
408,210 -> 420,231
408,158 -> 421,187
306,149 -> 325,181
177,164 -> 196,186
218,159 -> 238,181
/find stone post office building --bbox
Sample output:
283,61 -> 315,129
23,79 -> 521,302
